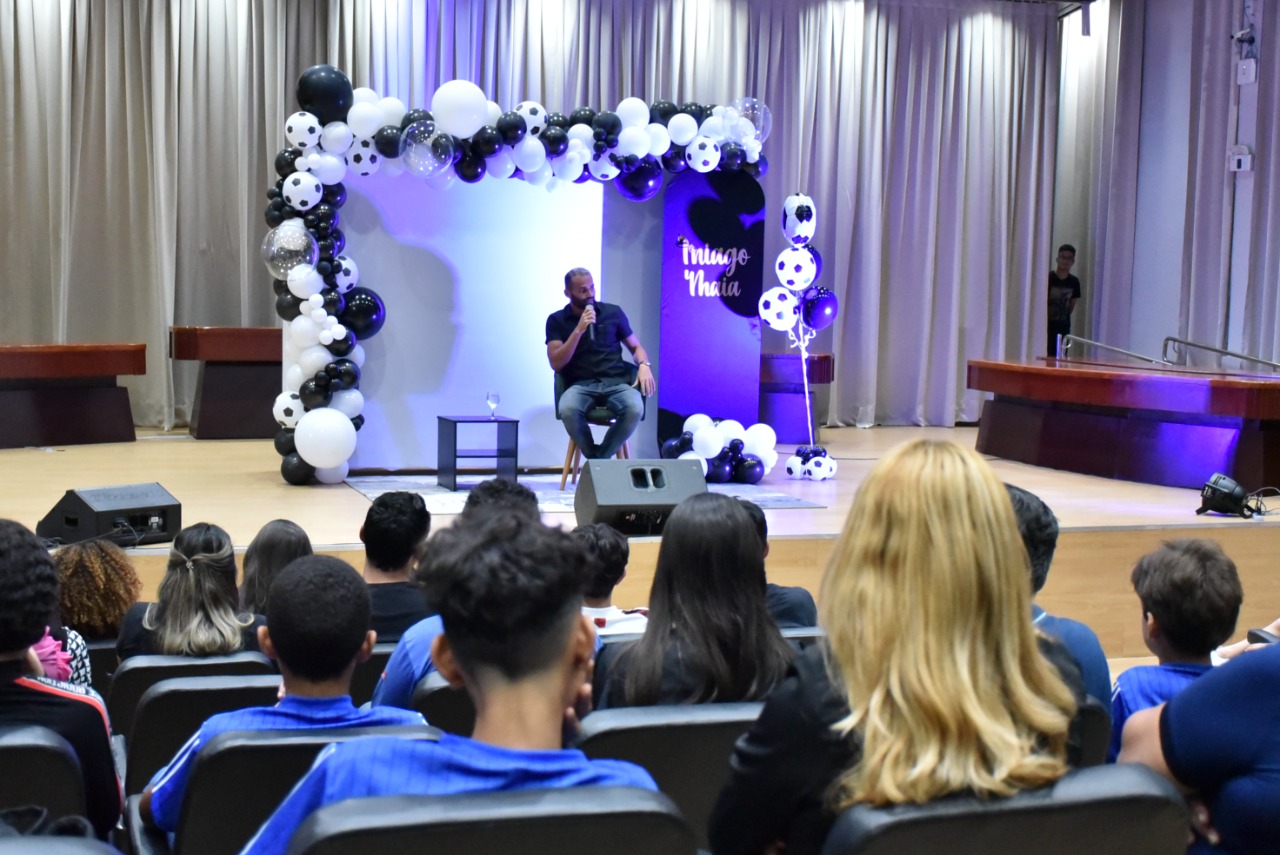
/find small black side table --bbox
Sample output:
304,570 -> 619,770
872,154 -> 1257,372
437,415 -> 519,491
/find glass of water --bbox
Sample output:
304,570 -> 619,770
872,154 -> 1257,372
486,392 -> 500,418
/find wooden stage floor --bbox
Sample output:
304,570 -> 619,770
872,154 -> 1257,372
4,426 -> 1277,660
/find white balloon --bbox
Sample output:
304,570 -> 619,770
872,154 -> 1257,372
551,154 -> 582,180
646,123 -> 672,157
286,265 -> 324,299
432,79 -> 489,138
314,461 -> 350,485
743,423 -> 778,457
289,315 -> 321,349
667,113 -> 698,146
311,152 -> 347,185
486,100 -> 502,126
273,391 -> 304,428
587,154 -> 619,181
760,448 -> 779,472
683,413 -> 714,435
298,344 -> 332,377
512,136 -> 547,173
309,308 -> 328,325
348,344 -> 366,368
319,330 -> 334,346
691,425 -> 724,459
352,87 -> 379,105
294,407 -> 358,468
717,419 -> 747,446
377,96 -> 407,129
525,162 -> 553,187
330,324 -> 348,341
488,149 -> 516,179
305,293 -> 324,311
284,364 -> 305,392
567,123 -> 595,148
379,156 -> 405,178
319,122 -> 354,154
615,126 -> 650,158
329,388 -> 365,418
616,96 -> 650,129
699,116 -> 727,142
346,101 -> 383,139
678,451 -> 709,477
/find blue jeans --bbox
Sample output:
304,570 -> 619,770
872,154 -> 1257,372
558,380 -> 643,460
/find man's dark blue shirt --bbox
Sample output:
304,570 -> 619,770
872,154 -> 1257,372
545,301 -> 633,386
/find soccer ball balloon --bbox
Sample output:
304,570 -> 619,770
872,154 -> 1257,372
285,111 -> 322,149
345,136 -> 381,176
775,246 -> 818,291
282,172 -> 324,212
781,193 -> 817,246
803,456 -> 838,481
685,135 -> 721,173
333,255 -> 359,293
273,391 -> 303,428
515,101 -> 547,137
758,287 -> 800,332
784,455 -> 806,479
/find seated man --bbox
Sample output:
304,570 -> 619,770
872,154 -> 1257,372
360,492 -> 433,641
1006,485 -> 1111,705
571,523 -> 648,635
547,267 -> 655,460
1119,643 -> 1280,854
140,556 -> 425,831
1107,539 -> 1241,762
243,513 -> 656,855
0,520 -> 120,839
737,499 -> 818,629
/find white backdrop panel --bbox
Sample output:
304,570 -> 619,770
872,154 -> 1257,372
340,174 -> 604,471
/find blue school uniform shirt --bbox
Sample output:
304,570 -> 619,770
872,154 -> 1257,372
146,694 -> 425,831
1107,662 -> 1210,762
1033,605 -> 1112,706
240,732 -> 658,855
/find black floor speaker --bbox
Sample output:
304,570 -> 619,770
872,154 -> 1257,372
574,459 -> 708,535
36,483 -> 182,547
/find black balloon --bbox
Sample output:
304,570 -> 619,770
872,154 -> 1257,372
719,142 -> 745,171
329,228 -> 346,256
496,111 -> 526,146
400,108 -> 433,130
272,278 -> 289,296
273,429 -> 296,457
540,126 -> 569,158
339,287 -> 386,339
732,454 -> 765,485
806,246 -> 823,280
615,155 -> 664,203
265,205 -> 285,228
455,155 -> 486,183
324,358 -> 361,391
325,330 -> 356,357
706,457 -> 733,483
275,292 -> 304,321
678,431 -> 695,455
266,186 -> 282,201
351,414 -> 365,431
321,182 -> 347,207
317,238 -> 336,261
649,100 -> 678,126
305,203 -> 337,231
280,452 -> 315,486
449,135 -> 466,165
472,125 -> 502,158
311,371 -> 332,390
568,106 -> 597,127
591,111 -> 622,138
744,155 -> 768,179
275,147 -> 302,178
728,438 -> 746,457
299,378 -> 333,411
660,437 -> 683,459
320,287 -> 346,317
546,112 -> 571,129
315,260 -> 333,278
678,102 -> 706,123
295,65 -> 354,125
373,125 -> 404,159
661,146 -> 688,173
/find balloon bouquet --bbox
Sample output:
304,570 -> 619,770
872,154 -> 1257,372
757,193 -> 838,481
660,415 -> 779,485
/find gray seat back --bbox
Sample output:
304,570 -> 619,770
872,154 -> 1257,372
107,652 -> 274,738
0,725 -> 86,821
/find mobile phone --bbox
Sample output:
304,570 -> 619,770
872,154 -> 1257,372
1246,628 -> 1279,645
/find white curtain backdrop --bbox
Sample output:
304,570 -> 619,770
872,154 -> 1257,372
1242,0 -> 1280,361
5,0 -> 1063,429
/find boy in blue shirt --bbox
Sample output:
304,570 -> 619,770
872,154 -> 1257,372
242,511 -> 655,855
139,555 -> 426,831
1108,539 -> 1242,761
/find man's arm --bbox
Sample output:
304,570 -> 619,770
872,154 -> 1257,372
622,334 -> 656,396
1118,704 -> 1183,789
547,307 -> 594,372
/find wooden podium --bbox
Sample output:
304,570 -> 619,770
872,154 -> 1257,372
0,344 -> 145,448
968,359 -> 1280,490
170,327 -> 281,440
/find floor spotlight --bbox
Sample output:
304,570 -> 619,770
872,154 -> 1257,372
1196,473 -> 1252,518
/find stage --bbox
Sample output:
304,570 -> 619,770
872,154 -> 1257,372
4,426 -> 1276,662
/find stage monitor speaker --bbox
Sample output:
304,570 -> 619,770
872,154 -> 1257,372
36,483 -> 182,547
574,459 -> 707,536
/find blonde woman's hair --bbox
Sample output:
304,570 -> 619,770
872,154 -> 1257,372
819,439 -> 1076,807
144,522 -> 253,656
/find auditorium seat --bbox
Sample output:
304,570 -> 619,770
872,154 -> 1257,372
123,675 -> 283,795
286,787 -> 695,855
574,702 -> 763,850
818,764 -> 1188,855
126,725 -> 438,855
0,840 -> 122,854
106,653 -> 275,740
410,672 -> 476,736
85,640 -> 117,699
348,642 -> 396,708
1076,695 -> 1112,768
0,725 -> 86,823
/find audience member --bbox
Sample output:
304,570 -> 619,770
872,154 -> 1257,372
139,555 -> 425,832
1006,484 -> 1112,705
242,513 -> 655,855
1216,615 -> 1280,661
116,522 -> 263,661
0,520 -> 120,838
593,492 -> 793,708
54,538 -> 143,640
737,499 -> 819,629
571,523 -> 647,635
1119,643 -> 1280,854
710,440 -> 1083,855
1107,539 -> 1241,762
360,492 -> 433,641
240,520 -> 312,615
371,478 -> 539,708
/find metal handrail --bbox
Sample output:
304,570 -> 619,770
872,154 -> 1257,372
1161,337 -> 1280,371
1059,335 -> 1165,365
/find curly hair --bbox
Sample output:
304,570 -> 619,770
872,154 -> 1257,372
53,539 -> 142,640
0,520 -> 60,653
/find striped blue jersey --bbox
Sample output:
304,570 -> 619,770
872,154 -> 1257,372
1108,662 -> 1210,762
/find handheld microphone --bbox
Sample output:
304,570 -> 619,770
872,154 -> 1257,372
587,299 -> 596,343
